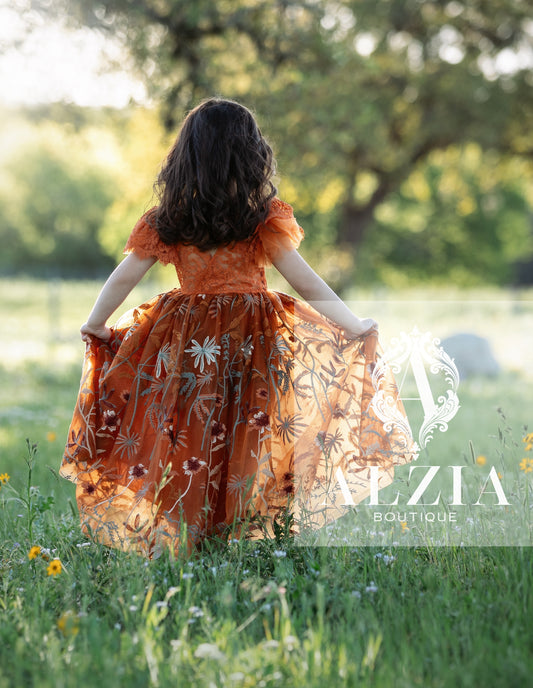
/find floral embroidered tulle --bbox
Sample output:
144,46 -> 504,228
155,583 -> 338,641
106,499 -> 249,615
61,196 -> 417,559
123,197 -> 305,293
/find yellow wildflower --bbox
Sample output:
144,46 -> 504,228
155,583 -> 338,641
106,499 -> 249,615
476,455 -> 487,466
46,432 -> 57,443
497,472 -> 503,480
519,458 -> 533,474
0,473 -> 9,484
47,559 -> 62,576
57,610 -> 79,637
28,546 -> 42,560
522,433 -> 533,451
400,520 -> 409,532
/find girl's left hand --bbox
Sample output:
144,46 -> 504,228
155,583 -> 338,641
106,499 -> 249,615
80,322 -> 112,343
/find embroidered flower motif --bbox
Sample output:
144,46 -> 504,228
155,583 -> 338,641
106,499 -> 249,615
332,404 -> 345,419
156,343 -> 171,378
276,414 -> 306,444
240,336 -> 254,359
163,421 -> 188,449
82,482 -> 97,495
248,411 -> 270,432
184,336 -> 221,373
101,410 -> 120,432
256,387 -> 269,400
128,463 -> 148,480
115,431 -> 141,460
183,457 -> 207,475
314,431 -> 327,448
211,421 -> 227,443
227,473 -> 251,496
282,471 -> 295,495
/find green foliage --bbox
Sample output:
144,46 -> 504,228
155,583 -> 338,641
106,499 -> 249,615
361,145 -> 533,286
5,1 -> 533,283
0,111 -> 116,277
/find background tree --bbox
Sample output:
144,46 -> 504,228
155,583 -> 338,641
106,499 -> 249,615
17,0 -> 533,284
0,110 -> 116,276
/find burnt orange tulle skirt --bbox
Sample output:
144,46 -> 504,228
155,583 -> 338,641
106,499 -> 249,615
61,288 -> 414,558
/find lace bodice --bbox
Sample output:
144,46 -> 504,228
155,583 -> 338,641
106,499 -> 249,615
124,198 -> 304,294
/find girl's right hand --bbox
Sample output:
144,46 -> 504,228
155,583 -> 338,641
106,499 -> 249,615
80,322 -> 112,343
344,318 -> 379,339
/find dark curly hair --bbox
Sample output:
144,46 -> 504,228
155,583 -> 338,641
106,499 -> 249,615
152,98 -> 277,250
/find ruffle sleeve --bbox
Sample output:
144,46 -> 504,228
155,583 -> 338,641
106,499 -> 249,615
255,198 -> 304,267
123,207 -> 178,266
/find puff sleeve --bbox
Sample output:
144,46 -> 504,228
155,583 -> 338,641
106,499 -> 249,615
255,198 -> 305,267
123,207 -> 178,266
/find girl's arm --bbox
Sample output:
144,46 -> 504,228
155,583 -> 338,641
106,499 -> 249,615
271,248 -> 377,338
80,252 -> 157,342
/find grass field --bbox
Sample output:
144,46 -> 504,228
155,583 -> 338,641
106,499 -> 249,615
1,278 -> 532,687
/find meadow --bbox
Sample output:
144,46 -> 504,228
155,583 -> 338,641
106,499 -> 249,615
1,277 -> 532,687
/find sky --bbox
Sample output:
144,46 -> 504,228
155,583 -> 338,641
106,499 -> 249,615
0,3 -> 146,107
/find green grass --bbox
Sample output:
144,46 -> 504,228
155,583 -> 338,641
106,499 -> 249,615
1,279 -> 533,686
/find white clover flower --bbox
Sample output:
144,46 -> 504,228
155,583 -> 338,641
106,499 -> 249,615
193,643 -> 225,660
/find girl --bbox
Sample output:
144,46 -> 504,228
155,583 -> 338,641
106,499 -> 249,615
61,98 -> 415,558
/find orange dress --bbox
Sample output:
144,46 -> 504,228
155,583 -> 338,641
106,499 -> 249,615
60,198 -> 416,557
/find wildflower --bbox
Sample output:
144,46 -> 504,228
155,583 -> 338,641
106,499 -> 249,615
28,545 -> 42,560
519,458 -> 533,473
47,559 -> 62,576
46,432 -> 56,442
188,606 -> 204,617
262,640 -> 280,650
283,635 -> 299,651
57,610 -> 79,637
0,473 -> 10,484
273,549 -> 287,558
182,572 -> 193,580
400,521 -> 409,532
193,643 -> 224,660
498,472 -> 503,480
476,455 -> 487,466
523,433 -> 533,451
365,582 -> 378,593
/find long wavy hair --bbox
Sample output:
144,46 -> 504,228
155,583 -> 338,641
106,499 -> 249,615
152,98 -> 277,250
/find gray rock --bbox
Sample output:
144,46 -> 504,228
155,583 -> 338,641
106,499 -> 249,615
440,333 -> 500,380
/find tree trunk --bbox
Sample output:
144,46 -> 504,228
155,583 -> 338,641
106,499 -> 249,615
339,179 -> 392,247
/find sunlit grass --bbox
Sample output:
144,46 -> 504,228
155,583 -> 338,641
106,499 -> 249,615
1,279 -> 533,686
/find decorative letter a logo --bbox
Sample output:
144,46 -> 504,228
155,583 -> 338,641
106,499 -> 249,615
371,328 -> 460,450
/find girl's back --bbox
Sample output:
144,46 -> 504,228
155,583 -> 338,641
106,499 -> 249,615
61,98 -> 416,558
